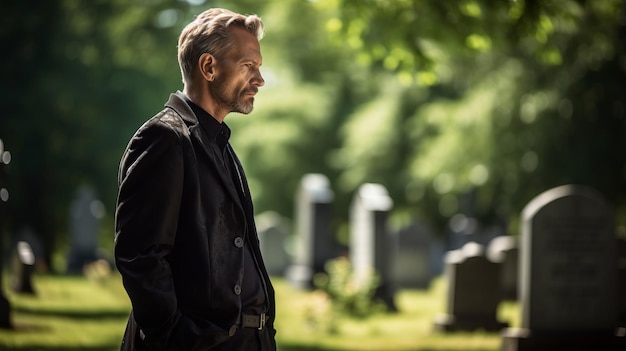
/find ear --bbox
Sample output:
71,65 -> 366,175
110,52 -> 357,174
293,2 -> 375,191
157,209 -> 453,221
198,53 -> 216,82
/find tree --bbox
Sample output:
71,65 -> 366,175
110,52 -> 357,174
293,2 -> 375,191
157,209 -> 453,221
0,0 -> 189,269
325,0 -> 626,232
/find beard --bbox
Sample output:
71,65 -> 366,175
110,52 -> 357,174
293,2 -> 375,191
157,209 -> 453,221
211,78 -> 255,115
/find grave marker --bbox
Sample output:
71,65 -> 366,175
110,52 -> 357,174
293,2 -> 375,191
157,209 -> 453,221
487,235 -> 519,301
0,138 -> 11,328
501,185 -> 625,350
10,241 -> 36,294
286,174 -> 336,289
434,242 -> 508,332
618,237 -> 626,327
350,183 -> 396,311
391,222 -> 433,289
67,185 -> 104,273
257,211 -> 290,276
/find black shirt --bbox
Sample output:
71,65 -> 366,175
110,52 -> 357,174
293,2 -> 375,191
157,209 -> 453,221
185,97 -> 267,316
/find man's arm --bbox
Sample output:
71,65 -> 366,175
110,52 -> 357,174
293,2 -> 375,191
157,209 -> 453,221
114,119 -> 184,349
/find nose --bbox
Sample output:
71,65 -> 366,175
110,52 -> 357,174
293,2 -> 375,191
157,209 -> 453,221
253,68 -> 265,87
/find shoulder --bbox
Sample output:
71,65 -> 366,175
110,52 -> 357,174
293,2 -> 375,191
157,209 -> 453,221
119,109 -> 188,175
127,107 -> 194,152
143,107 -> 189,137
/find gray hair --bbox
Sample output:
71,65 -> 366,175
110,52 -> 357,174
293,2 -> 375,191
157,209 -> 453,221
177,8 -> 264,85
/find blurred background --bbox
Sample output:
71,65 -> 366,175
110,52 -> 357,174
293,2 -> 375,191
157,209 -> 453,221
0,0 -> 625,349
2,0 -> 625,271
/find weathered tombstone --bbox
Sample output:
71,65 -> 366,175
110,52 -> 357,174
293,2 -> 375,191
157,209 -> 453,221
429,237 -> 446,277
446,213 -> 479,251
434,242 -> 508,332
11,226 -> 45,271
286,174 -> 336,289
0,138 -> 12,328
618,237 -> 626,327
0,295 -> 9,329
257,211 -> 291,276
10,241 -> 36,294
487,235 -> 519,301
350,183 -> 396,311
391,222 -> 432,289
501,185 -> 625,351
67,185 -> 105,273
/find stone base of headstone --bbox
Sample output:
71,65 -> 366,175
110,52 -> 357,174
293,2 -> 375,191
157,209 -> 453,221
500,328 -> 626,351
434,313 -> 508,332
0,293 -> 11,329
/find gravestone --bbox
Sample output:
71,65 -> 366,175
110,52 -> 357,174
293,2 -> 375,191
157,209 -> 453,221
286,174 -> 336,289
446,213 -> 479,251
11,226 -> 44,270
618,237 -> 626,327
257,211 -> 290,276
434,242 -> 508,332
391,222 -> 432,289
0,138 -> 12,328
350,183 -> 396,311
487,235 -> 519,301
0,295 -> 9,329
501,185 -> 625,351
10,241 -> 36,294
67,185 -> 105,273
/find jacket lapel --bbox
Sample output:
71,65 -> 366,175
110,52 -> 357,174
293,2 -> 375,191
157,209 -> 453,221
164,92 -> 244,210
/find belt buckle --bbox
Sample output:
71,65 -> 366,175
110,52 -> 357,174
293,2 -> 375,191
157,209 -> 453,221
258,313 -> 266,330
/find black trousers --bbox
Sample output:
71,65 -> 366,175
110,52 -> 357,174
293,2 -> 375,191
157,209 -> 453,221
120,312 -> 276,351
214,327 -> 274,351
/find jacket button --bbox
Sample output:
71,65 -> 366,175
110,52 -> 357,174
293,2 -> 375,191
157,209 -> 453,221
234,284 -> 241,295
234,237 -> 244,248
229,325 -> 237,336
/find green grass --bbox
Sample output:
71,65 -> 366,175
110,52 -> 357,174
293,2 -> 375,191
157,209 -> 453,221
0,272 -> 519,351
0,273 -> 130,351
273,278 -> 519,351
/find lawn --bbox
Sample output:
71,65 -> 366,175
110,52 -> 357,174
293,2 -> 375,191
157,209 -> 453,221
0,271 -> 519,351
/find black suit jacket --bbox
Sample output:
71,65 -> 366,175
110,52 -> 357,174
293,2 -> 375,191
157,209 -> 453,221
114,92 -> 276,351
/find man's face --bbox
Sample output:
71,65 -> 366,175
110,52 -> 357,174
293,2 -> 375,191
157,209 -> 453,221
211,27 -> 264,115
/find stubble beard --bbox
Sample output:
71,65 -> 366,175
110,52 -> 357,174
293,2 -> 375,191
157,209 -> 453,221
212,80 -> 254,115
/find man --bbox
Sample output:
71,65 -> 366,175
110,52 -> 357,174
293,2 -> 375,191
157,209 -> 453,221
114,8 -> 276,351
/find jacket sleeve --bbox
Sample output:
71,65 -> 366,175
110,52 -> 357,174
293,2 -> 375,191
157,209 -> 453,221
114,119 -> 189,350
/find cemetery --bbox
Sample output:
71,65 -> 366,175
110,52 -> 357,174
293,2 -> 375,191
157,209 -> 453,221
1,172 -> 625,350
3,1 -> 626,350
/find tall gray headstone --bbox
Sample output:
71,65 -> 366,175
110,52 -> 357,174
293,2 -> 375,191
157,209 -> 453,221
435,242 -> 507,332
10,241 -> 36,294
487,235 -> 519,301
0,138 -> 11,328
618,237 -> 626,327
286,174 -> 335,289
257,211 -> 290,277
501,185 -> 625,351
391,222 -> 432,289
67,185 -> 105,273
350,183 -> 396,311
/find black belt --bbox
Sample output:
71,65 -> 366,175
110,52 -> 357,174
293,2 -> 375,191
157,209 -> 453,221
241,313 -> 267,330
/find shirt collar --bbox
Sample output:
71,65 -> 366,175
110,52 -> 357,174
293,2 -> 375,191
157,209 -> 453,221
184,96 -> 231,148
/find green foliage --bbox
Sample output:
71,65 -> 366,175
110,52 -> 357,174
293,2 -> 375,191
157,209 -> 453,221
313,256 -> 386,322
324,0 -> 626,233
